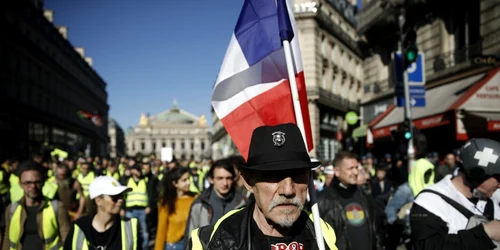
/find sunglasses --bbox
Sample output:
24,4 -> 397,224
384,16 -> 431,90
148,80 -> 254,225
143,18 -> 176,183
21,180 -> 44,187
106,194 -> 124,202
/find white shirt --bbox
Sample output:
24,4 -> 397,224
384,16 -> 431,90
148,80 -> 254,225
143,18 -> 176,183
414,175 -> 500,234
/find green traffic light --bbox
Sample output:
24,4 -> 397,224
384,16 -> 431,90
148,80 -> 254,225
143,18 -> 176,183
404,131 -> 412,140
406,50 -> 417,61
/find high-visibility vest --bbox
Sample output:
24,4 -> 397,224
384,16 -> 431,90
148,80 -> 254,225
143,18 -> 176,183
9,199 -> 62,250
126,178 -> 148,208
71,218 -> 138,250
118,163 -> 125,176
105,170 -> 121,181
43,180 -> 58,200
0,170 -> 8,195
9,175 -> 22,203
190,209 -> 338,250
77,172 -> 95,198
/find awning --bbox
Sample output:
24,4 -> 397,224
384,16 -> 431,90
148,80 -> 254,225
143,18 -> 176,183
370,68 -> 500,139
352,124 -> 368,138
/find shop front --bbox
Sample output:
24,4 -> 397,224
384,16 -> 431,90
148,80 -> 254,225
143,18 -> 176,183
368,68 -> 500,155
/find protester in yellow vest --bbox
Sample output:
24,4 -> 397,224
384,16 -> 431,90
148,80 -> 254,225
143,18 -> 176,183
52,163 -> 86,221
121,165 -> 150,250
103,161 -> 121,182
63,176 -> 140,250
77,162 -> 95,214
2,160 -> 71,250
77,162 -> 95,198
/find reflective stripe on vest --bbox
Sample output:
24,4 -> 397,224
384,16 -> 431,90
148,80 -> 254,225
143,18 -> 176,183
72,218 -> 138,250
126,178 -> 148,208
9,199 -> 61,250
77,172 -> 95,197
190,208 -> 338,250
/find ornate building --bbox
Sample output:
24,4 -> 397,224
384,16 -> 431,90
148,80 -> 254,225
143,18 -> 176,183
126,101 -> 211,161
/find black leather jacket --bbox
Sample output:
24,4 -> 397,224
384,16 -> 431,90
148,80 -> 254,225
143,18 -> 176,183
186,200 -> 337,250
317,179 -> 383,250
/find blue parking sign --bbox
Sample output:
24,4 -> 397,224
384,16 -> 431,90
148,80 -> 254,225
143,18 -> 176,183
394,52 -> 425,86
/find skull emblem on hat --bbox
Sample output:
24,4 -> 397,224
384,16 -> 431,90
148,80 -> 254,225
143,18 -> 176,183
272,131 -> 286,147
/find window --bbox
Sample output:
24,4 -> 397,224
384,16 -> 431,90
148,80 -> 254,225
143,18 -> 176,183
181,142 -> 185,149
141,142 -> 145,150
190,142 -> 194,150
152,141 -> 156,150
172,142 -> 176,149
201,142 -> 205,150
364,85 -> 371,94
321,70 -> 327,89
162,142 -> 166,148
321,35 -> 327,56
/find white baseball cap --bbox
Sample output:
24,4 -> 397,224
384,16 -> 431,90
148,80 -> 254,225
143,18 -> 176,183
89,176 -> 131,199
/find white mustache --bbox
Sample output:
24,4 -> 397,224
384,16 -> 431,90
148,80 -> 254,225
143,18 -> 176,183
268,196 -> 303,212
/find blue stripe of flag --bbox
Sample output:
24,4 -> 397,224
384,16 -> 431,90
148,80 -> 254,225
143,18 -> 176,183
234,0 -> 294,66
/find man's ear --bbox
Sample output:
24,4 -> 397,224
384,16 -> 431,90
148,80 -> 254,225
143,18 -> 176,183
334,166 -> 341,178
240,172 -> 254,194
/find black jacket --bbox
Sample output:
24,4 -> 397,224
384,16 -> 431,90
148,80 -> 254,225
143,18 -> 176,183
370,178 -> 392,198
410,203 -> 497,250
185,200 -> 337,250
317,179 -> 383,250
63,214 -> 142,250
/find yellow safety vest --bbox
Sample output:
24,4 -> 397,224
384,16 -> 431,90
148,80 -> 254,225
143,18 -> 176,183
126,178 -> 148,208
118,163 -> 125,176
43,180 -> 58,200
71,218 -> 138,250
9,199 -> 62,250
77,172 -> 95,198
190,208 -> 338,250
0,170 -> 8,195
9,175 -> 22,203
106,170 -> 121,181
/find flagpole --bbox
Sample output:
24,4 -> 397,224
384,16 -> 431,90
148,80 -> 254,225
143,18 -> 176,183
282,40 -> 326,250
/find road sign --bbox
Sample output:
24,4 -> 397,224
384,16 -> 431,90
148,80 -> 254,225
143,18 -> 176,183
394,52 -> 426,107
394,52 -> 425,85
396,96 -> 426,107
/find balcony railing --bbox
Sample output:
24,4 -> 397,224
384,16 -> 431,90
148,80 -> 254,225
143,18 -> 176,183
307,87 -> 359,112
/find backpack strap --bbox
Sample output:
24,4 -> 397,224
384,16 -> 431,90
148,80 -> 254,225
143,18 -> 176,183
418,189 -> 475,219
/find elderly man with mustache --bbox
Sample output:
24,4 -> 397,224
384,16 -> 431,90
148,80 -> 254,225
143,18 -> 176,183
186,123 -> 338,250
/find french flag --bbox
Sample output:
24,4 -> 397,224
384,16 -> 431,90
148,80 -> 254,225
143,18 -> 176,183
212,0 -> 313,160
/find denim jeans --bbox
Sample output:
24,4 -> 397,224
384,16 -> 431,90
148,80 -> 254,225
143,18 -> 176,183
165,240 -> 184,250
126,209 -> 149,250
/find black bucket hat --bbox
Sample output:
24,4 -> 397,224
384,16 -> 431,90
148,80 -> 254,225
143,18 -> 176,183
240,123 -> 320,171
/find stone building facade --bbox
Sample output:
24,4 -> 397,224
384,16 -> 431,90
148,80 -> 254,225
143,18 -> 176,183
126,102 -> 211,161
0,0 -> 109,159
108,118 -> 125,158
358,0 -> 500,154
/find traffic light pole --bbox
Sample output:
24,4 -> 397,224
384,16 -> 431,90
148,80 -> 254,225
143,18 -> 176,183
398,9 -> 416,172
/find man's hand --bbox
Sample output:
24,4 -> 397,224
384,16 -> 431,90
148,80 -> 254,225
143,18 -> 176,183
145,207 -> 151,215
483,220 -> 500,241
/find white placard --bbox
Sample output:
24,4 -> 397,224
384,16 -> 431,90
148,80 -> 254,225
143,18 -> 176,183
161,147 -> 173,162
